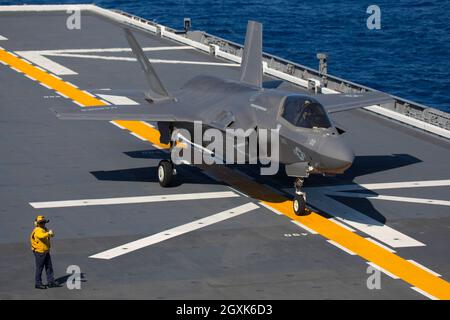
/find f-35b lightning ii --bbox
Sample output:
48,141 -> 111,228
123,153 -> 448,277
52,21 -> 392,215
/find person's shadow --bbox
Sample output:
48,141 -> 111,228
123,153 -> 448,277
54,273 -> 87,287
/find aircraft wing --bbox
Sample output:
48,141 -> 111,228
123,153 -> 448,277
51,99 -> 198,122
314,91 -> 393,113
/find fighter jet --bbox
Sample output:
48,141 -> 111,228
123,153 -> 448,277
52,21 -> 392,215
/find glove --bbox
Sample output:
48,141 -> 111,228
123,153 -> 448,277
48,230 -> 54,237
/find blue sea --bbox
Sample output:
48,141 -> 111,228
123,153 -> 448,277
1,0 -> 449,112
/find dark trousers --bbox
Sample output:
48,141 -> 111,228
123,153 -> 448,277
34,251 -> 54,286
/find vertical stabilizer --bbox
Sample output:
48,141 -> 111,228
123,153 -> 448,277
239,21 -> 263,88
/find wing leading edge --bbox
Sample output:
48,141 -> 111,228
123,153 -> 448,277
314,91 -> 393,113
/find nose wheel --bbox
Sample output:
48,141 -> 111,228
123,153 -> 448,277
293,177 -> 308,216
158,160 -> 176,187
293,194 -> 306,216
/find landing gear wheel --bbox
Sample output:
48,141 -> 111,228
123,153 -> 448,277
293,194 -> 307,216
158,160 -> 174,187
293,177 -> 308,216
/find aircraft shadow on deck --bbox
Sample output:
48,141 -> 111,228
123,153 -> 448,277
91,151 -> 422,225
91,150 -> 218,187
308,153 -> 422,225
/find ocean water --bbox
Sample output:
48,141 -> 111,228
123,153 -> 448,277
1,0 -> 449,112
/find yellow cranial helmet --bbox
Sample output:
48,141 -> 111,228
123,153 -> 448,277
35,215 -> 49,225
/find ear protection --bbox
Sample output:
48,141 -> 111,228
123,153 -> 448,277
34,216 -> 48,227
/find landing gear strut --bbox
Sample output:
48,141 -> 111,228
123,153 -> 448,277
157,159 -> 177,187
293,177 -> 308,216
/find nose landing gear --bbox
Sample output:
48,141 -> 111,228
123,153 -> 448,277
293,177 -> 308,216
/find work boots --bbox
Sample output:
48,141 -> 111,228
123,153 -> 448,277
47,281 -> 61,288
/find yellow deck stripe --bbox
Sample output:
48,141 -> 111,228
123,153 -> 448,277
0,49 -> 169,148
2,48 -> 449,299
205,167 -> 450,300
114,121 -> 169,149
0,49 -> 104,107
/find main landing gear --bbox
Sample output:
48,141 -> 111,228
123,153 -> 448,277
157,160 -> 177,187
293,177 -> 308,216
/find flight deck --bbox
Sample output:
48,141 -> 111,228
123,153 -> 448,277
0,5 -> 449,299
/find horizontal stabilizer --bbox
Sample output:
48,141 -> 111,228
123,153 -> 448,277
315,91 -> 393,113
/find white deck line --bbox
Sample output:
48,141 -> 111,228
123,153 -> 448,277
98,99 -> 111,105
141,122 -> 155,128
0,35 -> 8,40
37,46 -> 193,54
324,179 -> 450,191
326,191 -> 450,207
291,220 -> 318,235
411,287 -> 438,300
305,188 -> 426,248
38,82 -> 51,89
56,91 -> 68,99
327,240 -> 356,255
0,4 -> 95,11
110,121 -> 125,129
227,186 -> 249,198
89,202 -> 259,259
407,260 -> 442,277
34,66 -> 47,72
73,100 -> 84,107
29,191 -> 240,209
96,94 -> 139,105
365,237 -> 396,253
14,51 -> 78,75
66,81 -> 79,88
43,52 -> 239,66
24,74 -> 36,81
328,218 -> 356,232
259,202 -> 283,215
366,262 -> 400,279
82,90 -> 96,97
130,132 -> 147,141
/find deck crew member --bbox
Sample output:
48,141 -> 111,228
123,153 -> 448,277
30,215 -> 58,289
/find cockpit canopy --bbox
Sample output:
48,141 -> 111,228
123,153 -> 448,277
281,95 -> 332,129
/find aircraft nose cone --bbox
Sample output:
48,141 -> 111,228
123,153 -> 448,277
319,137 -> 354,173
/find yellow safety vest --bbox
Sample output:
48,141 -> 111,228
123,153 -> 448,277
30,227 -> 51,253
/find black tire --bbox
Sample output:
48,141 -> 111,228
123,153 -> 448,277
158,160 -> 174,187
293,194 -> 307,216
